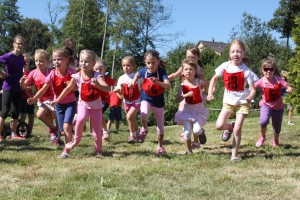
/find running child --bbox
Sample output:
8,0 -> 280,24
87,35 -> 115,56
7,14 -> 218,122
130,50 -> 170,155
114,56 -> 142,143
175,58 -> 208,154
19,53 -> 34,136
107,90 -> 123,133
28,47 -> 77,158
94,58 -> 116,141
51,49 -> 109,158
254,57 -> 292,147
207,39 -> 257,161
20,49 -> 62,145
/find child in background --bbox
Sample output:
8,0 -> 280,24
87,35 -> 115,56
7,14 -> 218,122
114,56 -> 141,143
254,57 -> 292,147
175,58 -> 208,154
168,46 -> 207,148
51,50 -> 109,158
94,58 -> 116,141
20,49 -> 62,146
19,53 -> 34,136
28,47 -> 77,158
207,39 -> 257,161
281,70 -> 294,126
0,35 -> 26,140
131,50 -> 170,155
107,91 -> 123,133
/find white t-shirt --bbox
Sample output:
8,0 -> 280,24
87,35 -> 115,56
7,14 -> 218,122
116,72 -> 142,104
215,61 -> 258,105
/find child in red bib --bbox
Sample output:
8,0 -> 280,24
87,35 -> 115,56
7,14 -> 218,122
175,59 -> 208,154
254,56 -> 292,147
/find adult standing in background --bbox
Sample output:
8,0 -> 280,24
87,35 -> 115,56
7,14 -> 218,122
0,34 -> 26,140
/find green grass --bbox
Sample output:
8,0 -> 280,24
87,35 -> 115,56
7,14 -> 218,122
1,115 -> 300,199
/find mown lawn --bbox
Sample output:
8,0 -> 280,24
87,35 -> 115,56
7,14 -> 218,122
0,115 -> 300,199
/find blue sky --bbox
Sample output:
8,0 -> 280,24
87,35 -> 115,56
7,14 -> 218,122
17,0 -> 282,55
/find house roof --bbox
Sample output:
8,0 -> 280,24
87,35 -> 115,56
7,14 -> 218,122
196,40 -> 229,55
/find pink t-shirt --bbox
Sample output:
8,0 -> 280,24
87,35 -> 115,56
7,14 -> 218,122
27,68 -> 54,103
45,67 -> 77,104
254,76 -> 288,110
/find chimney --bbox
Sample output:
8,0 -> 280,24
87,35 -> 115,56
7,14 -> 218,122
212,37 -> 215,42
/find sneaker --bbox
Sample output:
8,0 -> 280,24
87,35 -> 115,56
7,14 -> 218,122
137,128 -> 148,143
221,122 -> 235,142
288,121 -> 294,125
127,136 -> 136,144
65,142 -> 75,150
102,130 -> 110,141
191,142 -> 200,149
199,128 -> 207,144
95,152 -> 102,159
59,151 -> 70,159
50,133 -> 64,146
272,139 -> 279,147
10,134 -> 25,140
156,147 -> 167,155
185,150 -> 193,155
256,137 -> 266,147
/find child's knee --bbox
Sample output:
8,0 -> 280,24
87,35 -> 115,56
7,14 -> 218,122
259,119 -> 269,127
215,122 -> 223,131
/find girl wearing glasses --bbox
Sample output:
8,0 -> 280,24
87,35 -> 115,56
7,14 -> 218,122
254,57 -> 292,148
207,39 -> 258,161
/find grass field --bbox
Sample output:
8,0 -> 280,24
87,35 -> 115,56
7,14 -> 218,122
0,115 -> 300,199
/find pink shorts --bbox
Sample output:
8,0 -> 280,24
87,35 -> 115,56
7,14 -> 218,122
124,103 -> 140,113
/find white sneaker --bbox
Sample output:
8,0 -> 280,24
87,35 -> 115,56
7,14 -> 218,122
288,121 -> 294,125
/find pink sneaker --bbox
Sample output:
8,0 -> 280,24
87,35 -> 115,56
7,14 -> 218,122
102,131 -> 110,141
221,122 -> 235,142
137,128 -> 148,143
272,139 -> 279,147
156,147 -> 167,155
127,136 -> 136,144
256,137 -> 266,147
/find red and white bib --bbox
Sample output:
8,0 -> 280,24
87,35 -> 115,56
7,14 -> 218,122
141,71 -> 164,96
223,69 -> 244,91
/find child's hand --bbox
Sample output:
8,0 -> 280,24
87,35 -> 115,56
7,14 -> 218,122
27,98 -> 35,105
245,97 -> 251,104
19,75 -> 27,84
207,94 -> 214,101
128,83 -> 134,88
183,91 -> 193,98
286,87 -> 293,94
50,100 -> 58,107
149,77 -> 158,83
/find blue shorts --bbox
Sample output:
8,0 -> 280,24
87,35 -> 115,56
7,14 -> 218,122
108,107 -> 122,121
20,98 -> 35,115
55,101 -> 77,132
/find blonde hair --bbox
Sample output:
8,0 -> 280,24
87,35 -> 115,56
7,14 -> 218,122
230,39 -> 246,54
261,56 -> 281,77
35,49 -> 50,62
121,56 -> 136,68
79,49 -> 97,62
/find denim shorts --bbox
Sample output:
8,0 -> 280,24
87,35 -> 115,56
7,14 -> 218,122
55,101 -> 77,132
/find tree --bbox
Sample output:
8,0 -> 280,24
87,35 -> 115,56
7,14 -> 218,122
285,17 -> 300,112
61,0 -> 105,55
0,0 -> 22,54
268,0 -> 300,49
231,12 -> 283,75
19,18 -> 52,55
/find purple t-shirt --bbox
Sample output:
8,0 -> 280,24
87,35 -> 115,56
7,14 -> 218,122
0,52 -> 25,91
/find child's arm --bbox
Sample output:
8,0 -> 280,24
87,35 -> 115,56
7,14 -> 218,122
245,83 -> 256,103
168,67 -> 181,81
128,72 -> 139,88
285,85 -> 293,94
176,85 -> 193,103
150,77 -> 171,90
207,74 -> 219,101
27,83 -> 50,105
19,75 -> 29,89
50,78 -> 76,106
94,76 -> 110,92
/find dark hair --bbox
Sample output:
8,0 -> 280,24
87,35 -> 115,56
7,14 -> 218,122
242,57 -> 251,68
181,58 -> 199,78
187,46 -> 204,68
144,50 -> 166,69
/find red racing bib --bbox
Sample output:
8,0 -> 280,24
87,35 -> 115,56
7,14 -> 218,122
141,78 -> 165,96
264,83 -> 282,103
53,73 -> 73,96
81,82 -> 101,102
123,83 -> 140,101
182,85 -> 202,104
223,70 -> 244,91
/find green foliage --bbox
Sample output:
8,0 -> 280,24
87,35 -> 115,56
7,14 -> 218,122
61,0 -> 105,55
19,18 -> 52,55
268,0 -> 300,48
285,17 -> 300,112
0,0 -> 22,54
